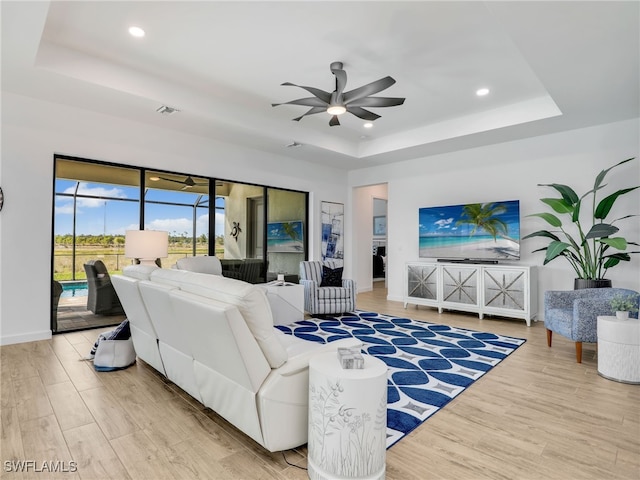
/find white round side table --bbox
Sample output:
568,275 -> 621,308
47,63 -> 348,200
597,316 -> 640,384
308,351 -> 388,480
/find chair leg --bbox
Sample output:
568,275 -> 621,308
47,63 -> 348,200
546,329 -> 552,347
575,342 -> 582,363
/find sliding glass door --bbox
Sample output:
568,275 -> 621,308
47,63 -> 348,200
53,159 -> 140,332
145,171 -> 210,267
52,156 -> 308,333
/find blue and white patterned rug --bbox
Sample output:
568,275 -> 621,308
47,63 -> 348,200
276,310 -> 525,449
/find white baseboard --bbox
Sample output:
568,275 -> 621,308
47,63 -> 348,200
1,330 -> 52,346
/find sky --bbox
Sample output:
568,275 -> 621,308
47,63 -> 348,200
54,180 -> 225,237
418,200 -> 521,238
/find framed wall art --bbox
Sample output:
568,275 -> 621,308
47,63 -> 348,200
373,215 -> 386,236
320,201 -> 344,266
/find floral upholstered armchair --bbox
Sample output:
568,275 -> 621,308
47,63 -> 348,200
544,287 -> 639,363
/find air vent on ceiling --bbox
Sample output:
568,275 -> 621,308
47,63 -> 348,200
156,105 -> 180,115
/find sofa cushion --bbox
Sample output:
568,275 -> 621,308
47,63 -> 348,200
148,267 -> 193,287
175,256 -> 222,275
122,264 -> 159,280
151,269 -> 287,368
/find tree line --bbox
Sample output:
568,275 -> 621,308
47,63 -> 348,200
54,233 -> 223,248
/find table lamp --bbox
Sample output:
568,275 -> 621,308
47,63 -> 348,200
125,230 -> 168,266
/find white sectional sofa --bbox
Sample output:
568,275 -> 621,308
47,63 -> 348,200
111,265 -> 359,452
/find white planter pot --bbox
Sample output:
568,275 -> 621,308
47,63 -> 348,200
616,311 -> 630,320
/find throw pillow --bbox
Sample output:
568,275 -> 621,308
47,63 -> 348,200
321,266 -> 343,287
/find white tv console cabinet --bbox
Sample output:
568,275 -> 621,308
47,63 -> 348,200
404,261 -> 538,326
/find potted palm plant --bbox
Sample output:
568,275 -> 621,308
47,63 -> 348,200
524,157 -> 639,289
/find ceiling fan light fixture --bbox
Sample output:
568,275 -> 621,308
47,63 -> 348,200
326,105 -> 346,116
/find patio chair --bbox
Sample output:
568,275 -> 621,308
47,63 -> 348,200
84,260 -> 125,315
52,280 -> 63,318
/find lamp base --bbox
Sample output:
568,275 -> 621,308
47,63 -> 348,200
138,259 -> 158,267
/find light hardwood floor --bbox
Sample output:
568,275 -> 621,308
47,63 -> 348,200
1,284 -> 638,479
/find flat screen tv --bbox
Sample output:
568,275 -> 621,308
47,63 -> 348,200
418,200 -> 520,262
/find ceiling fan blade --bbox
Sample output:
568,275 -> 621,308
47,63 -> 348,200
159,176 -> 187,185
280,82 -> 331,103
330,62 -> 347,101
346,106 -> 381,121
292,106 -> 327,122
347,97 -> 405,108
272,97 -> 328,108
343,76 -> 396,104
329,115 -> 341,127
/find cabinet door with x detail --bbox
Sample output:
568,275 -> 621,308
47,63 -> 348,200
482,267 -> 526,312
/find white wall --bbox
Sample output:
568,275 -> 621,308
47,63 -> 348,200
0,93 -> 348,345
348,118 -> 640,319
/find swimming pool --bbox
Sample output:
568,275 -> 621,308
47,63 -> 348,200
60,281 -> 88,298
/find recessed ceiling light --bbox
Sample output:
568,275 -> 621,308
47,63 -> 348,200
128,26 -> 145,38
149,176 -> 160,181
363,122 -> 374,129
476,88 -> 490,96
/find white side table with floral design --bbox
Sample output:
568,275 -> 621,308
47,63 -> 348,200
597,315 -> 640,384
308,351 -> 387,480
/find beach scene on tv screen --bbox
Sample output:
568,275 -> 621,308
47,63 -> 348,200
267,221 -> 304,253
419,200 -> 520,260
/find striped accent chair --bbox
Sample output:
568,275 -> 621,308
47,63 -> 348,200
299,260 -> 356,315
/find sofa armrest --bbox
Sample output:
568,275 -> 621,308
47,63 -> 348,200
276,337 -> 363,377
342,278 -> 357,297
299,279 -> 318,292
544,290 -> 579,310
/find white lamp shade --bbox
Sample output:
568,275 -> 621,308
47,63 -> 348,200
125,230 -> 169,264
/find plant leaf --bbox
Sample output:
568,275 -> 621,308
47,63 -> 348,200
544,241 -> 571,264
527,212 -> 562,228
595,186 -> 640,219
604,252 -> 632,261
598,237 -> 627,250
603,257 -> 621,269
541,198 -> 574,214
572,199 -> 581,223
538,184 -> 579,205
585,223 -> 619,239
611,214 -> 639,223
594,157 -> 635,191
522,230 -> 561,241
